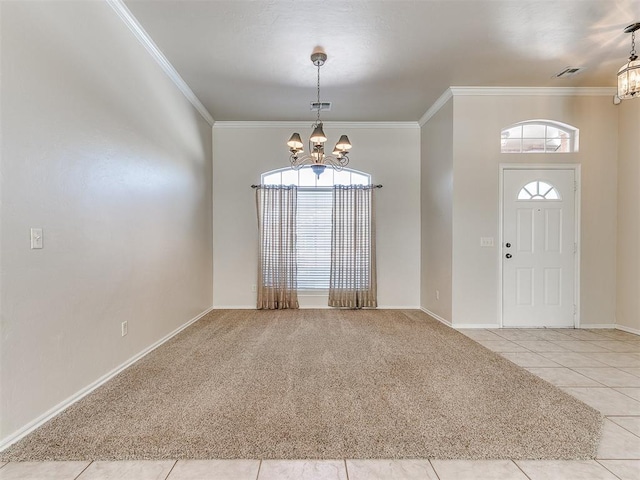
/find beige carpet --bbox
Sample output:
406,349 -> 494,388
1,310 -> 602,461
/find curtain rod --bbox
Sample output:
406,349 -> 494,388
251,184 -> 383,188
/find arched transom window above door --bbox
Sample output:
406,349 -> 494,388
501,120 -> 579,153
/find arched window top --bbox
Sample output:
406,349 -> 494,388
501,119 -> 579,153
517,180 -> 561,200
261,166 -> 371,188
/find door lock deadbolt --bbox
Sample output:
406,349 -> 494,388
505,242 -> 511,248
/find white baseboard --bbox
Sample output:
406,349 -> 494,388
420,307 -> 452,326
581,323 -> 616,329
211,305 -> 421,310
211,305 -> 255,309
615,324 -> 640,335
0,307 -> 213,452
453,323 -> 500,329
299,306 -> 420,310
380,306 -> 421,309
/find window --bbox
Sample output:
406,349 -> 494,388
501,120 -> 578,153
261,167 -> 371,290
517,181 -> 561,200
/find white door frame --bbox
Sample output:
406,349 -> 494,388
498,163 -> 581,328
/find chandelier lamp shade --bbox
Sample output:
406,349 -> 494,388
617,22 -> 640,100
288,47 -> 352,178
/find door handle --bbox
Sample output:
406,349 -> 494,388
505,253 -> 512,259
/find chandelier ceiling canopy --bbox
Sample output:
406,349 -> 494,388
287,47 -> 352,178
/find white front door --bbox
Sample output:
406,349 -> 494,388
502,168 -> 577,328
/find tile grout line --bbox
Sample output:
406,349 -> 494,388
603,418 -> 640,440
611,387 -> 640,403
561,364 -> 618,388
255,459 -> 262,480
427,459 -> 442,480
535,350 -> 609,368
511,459 -> 534,480
595,459 -> 627,480
343,459 -> 350,480
163,459 -> 178,480
73,460 -> 93,480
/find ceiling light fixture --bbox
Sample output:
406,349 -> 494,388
617,22 -> 640,100
287,47 -> 351,178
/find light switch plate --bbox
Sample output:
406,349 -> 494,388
31,228 -> 43,249
480,237 -> 494,247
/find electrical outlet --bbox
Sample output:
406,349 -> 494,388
436,290 -> 440,300
121,321 -> 128,337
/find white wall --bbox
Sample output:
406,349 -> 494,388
0,1 -> 213,442
616,100 -> 640,333
420,100 -> 453,322
213,123 -> 420,308
450,94 -> 618,327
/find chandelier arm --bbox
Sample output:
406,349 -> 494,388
290,153 -> 321,169
322,154 -> 349,169
290,153 -> 348,170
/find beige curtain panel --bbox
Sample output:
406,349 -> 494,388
255,186 -> 299,309
328,185 -> 377,308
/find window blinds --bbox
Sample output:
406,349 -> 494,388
296,188 -> 332,289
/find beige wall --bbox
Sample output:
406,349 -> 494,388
420,100 -> 453,322
616,100 -> 640,333
0,1 -> 213,442
213,124 -> 420,308
450,95 -> 618,327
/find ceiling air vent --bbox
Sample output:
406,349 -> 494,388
310,101 -> 331,111
554,67 -> 585,78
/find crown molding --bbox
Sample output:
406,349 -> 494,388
418,88 -> 453,126
213,121 -> 419,129
106,0 -> 215,126
449,86 -> 617,96
419,86 -> 617,127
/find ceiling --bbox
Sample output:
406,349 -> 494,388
124,0 -> 640,122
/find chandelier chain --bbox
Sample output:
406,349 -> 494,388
632,30 -> 637,59
316,62 -> 321,124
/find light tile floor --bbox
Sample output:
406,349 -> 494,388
0,328 -> 638,480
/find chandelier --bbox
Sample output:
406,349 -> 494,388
287,48 -> 352,178
617,22 -> 640,100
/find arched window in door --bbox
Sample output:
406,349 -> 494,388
501,120 -> 579,153
517,180 -> 561,200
